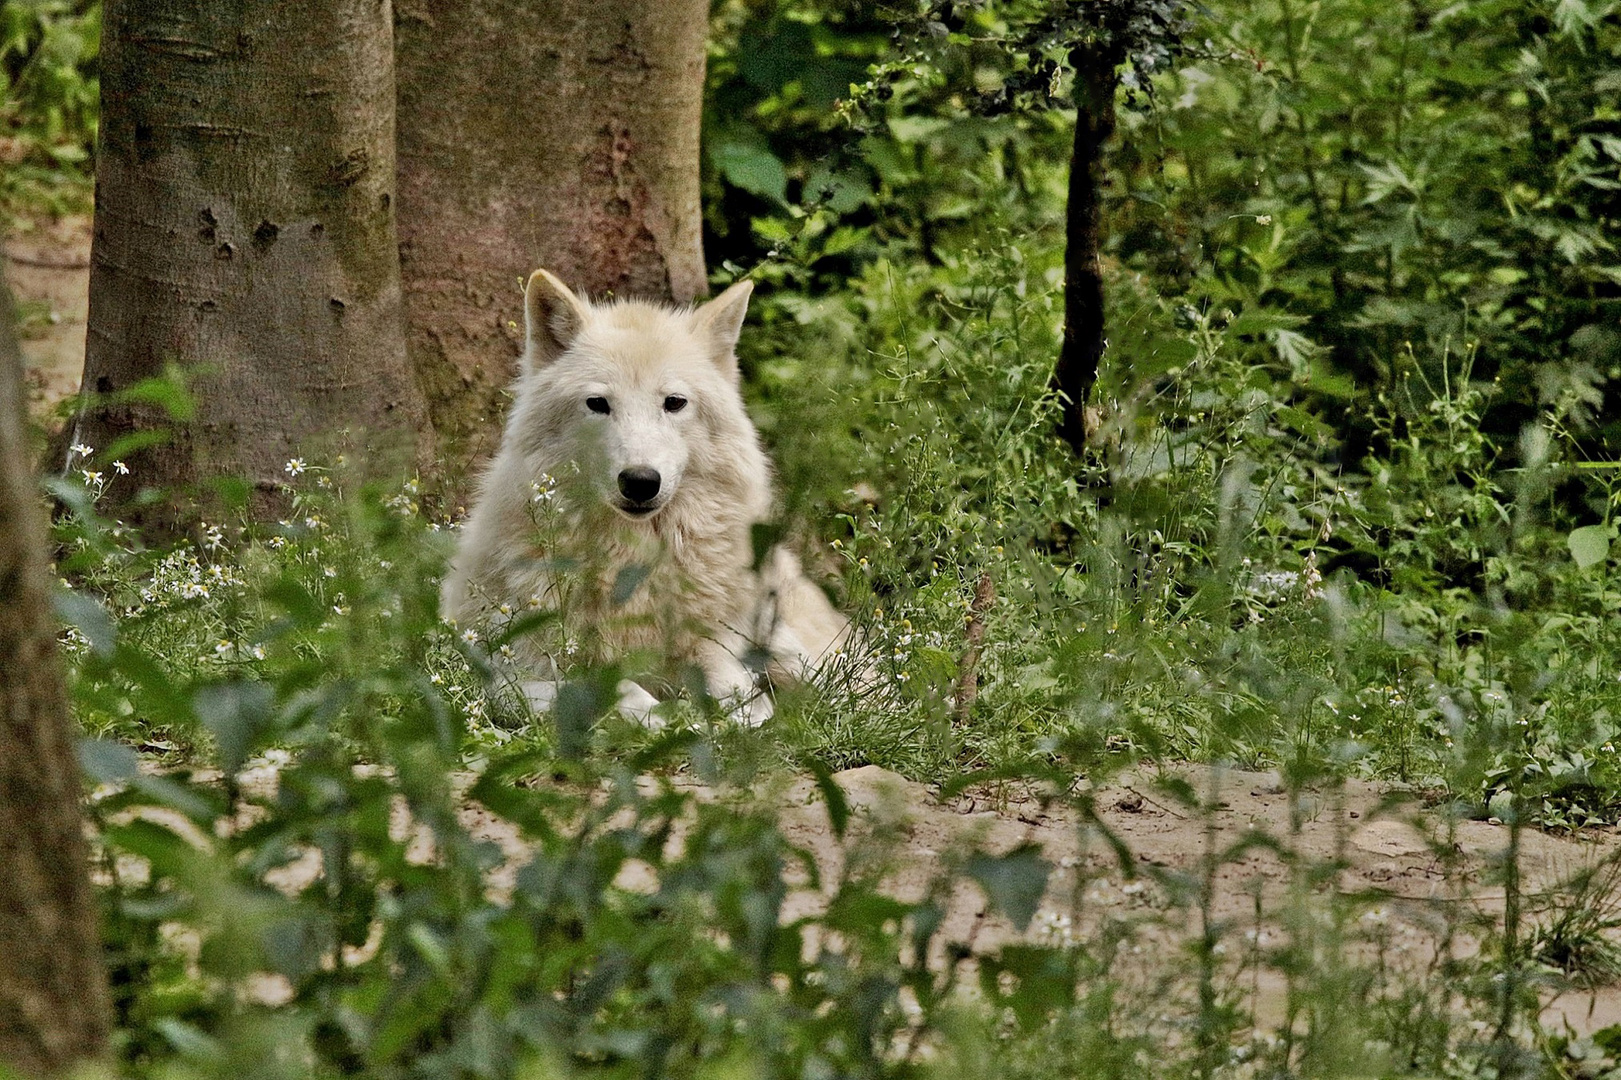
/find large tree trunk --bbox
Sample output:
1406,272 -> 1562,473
0,271 -> 111,1077
1053,42 -> 1123,456
396,0 -> 710,486
73,0 -> 429,521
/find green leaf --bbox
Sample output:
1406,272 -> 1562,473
966,844 -> 1051,932
55,587 -> 116,656
1569,524 -> 1611,569
554,671 -> 617,760
79,737 -> 140,784
193,680 -> 275,775
611,564 -> 652,607
713,141 -> 788,206
804,757 -> 850,840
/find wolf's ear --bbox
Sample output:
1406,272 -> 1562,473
692,279 -> 754,374
523,269 -> 589,374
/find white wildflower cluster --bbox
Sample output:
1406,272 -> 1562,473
206,640 -> 267,663
875,609 -> 947,689
1240,551 -> 1325,608
136,547 -> 245,608
530,473 -> 557,504
68,441 -> 123,497
60,624 -> 92,656
381,476 -> 422,518
1033,909 -> 1076,945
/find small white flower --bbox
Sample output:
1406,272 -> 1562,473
69,442 -> 93,459
214,640 -> 233,657
249,644 -> 267,660
461,628 -> 479,645
284,458 -> 307,476
1256,214 -> 1273,225
111,460 -> 129,475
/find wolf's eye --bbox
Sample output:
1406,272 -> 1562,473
663,395 -> 688,414
586,397 -> 610,415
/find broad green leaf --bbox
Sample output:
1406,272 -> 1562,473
1569,524 -> 1611,569
79,737 -> 140,783
713,141 -> 788,206
55,587 -> 115,656
966,844 -> 1051,932
611,563 -> 651,606
193,680 -> 275,775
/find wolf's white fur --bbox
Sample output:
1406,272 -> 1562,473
441,270 -> 852,725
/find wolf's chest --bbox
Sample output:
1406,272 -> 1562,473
525,524 -> 750,656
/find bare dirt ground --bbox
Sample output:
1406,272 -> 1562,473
134,755 -> 1621,1043
6,213 -> 91,416
454,762 -> 1621,1037
772,764 -> 1621,1035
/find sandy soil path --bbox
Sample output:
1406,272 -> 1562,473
6,214 -> 91,416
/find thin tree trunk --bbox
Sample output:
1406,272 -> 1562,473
1054,42 -> 1122,455
74,0 -> 429,523
395,0 -> 710,487
0,270 -> 111,1077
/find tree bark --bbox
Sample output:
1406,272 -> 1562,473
396,0 -> 710,486
1054,42 -> 1123,455
74,0 -> 429,522
0,271 -> 111,1077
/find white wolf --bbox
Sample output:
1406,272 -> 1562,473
441,269 -> 853,726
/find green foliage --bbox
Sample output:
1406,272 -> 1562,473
0,0 -> 97,213
1111,0 -> 1621,450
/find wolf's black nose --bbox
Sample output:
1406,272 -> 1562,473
618,467 -> 662,503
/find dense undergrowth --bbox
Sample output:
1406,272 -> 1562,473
14,0 -> 1621,1075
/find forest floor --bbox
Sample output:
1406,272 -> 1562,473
7,212 -> 90,416
175,758 -> 1621,1038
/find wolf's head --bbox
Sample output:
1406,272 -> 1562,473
509,270 -> 767,525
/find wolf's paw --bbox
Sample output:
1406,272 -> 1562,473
616,679 -> 666,730
519,679 -> 559,712
725,691 -> 773,729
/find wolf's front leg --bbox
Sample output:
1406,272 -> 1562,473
695,635 -> 772,728
518,678 -> 665,729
